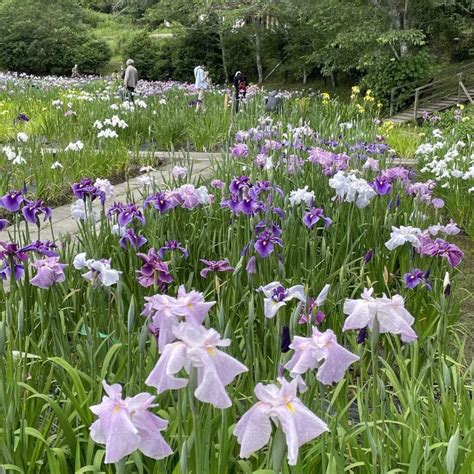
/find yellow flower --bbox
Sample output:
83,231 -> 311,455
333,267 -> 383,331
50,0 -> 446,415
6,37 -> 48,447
351,85 -> 360,94
377,102 -> 383,108
356,104 -> 365,113
462,117 -> 470,122
321,92 -> 330,100
457,104 -> 464,110
418,132 -> 426,137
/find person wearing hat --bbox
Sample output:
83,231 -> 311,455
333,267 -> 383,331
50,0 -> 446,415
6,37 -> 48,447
124,59 -> 138,102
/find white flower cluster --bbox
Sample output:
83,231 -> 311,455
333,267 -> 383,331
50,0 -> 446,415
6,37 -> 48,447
94,178 -> 115,200
73,252 -> 122,287
52,99 -> 63,108
417,139 -> 473,191
97,129 -> 118,139
65,141 -> 84,152
3,145 -> 26,165
328,171 -> 376,208
289,186 -> 315,206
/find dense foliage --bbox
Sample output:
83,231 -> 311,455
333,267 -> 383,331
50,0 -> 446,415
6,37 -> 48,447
0,0 -> 111,75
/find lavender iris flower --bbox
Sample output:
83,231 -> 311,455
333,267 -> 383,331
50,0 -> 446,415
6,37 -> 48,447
30,257 -> 67,288
0,219 -> 9,231
117,204 -> 145,227
199,258 -> 234,278
0,241 -> 28,280
89,381 -> 173,464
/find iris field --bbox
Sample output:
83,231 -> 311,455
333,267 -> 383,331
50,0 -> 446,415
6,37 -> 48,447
0,73 -> 473,473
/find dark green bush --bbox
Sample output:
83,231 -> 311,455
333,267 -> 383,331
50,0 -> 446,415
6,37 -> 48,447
0,0 -> 111,75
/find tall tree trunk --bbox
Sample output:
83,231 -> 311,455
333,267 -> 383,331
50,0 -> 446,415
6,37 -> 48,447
218,29 -> 229,82
303,68 -> 307,84
255,26 -> 263,84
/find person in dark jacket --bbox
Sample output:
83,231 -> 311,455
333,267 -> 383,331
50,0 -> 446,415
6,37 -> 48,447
233,71 -> 248,113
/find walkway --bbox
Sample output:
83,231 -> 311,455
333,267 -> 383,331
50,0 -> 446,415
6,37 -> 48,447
388,62 -> 474,124
0,152 -> 215,242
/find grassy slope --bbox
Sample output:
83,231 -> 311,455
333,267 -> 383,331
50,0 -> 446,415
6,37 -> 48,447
87,11 -> 142,74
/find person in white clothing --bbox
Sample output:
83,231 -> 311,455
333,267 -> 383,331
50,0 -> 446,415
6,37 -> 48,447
194,64 -> 209,112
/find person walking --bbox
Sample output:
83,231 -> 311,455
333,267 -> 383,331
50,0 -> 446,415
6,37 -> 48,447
233,71 -> 248,113
71,64 -> 79,78
194,64 -> 209,112
124,59 -> 138,102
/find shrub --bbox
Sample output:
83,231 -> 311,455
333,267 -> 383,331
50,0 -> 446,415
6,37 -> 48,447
0,0 -> 111,75
362,50 -> 433,110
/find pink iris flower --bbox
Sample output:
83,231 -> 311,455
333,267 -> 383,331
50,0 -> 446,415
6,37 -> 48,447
285,327 -> 359,385
234,378 -> 328,465
90,381 -> 172,464
258,282 -> 306,319
142,285 -> 216,352
343,288 -> 417,342
146,323 -> 247,408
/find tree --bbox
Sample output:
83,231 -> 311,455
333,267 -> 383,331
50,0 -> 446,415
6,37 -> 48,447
0,0 -> 111,75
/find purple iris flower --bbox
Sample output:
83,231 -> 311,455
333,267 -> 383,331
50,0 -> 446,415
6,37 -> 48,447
231,143 -> 249,158
119,228 -> 147,249
363,249 -> 374,263
0,219 -> 9,231
136,248 -> 173,289
20,240 -> 58,257
22,199 -> 52,224
302,208 -> 332,229
117,204 -> 145,227
144,192 -> 174,214
419,238 -> 464,267
199,259 -> 234,278
229,176 -> 251,195
0,191 -> 24,212
246,256 -> 257,274
0,241 -> 28,280
71,179 -> 105,204
254,229 -> 283,258
371,175 -> 392,196
17,113 -> 30,122
404,268 -> 432,290
158,240 -> 189,259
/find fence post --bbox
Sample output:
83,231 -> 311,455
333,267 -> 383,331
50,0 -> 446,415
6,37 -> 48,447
457,72 -> 463,103
413,88 -> 420,122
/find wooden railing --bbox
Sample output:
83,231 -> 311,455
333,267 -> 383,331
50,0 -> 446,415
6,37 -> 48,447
389,62 -> 474,119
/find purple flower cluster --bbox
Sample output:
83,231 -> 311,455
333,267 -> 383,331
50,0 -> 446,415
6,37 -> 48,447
108,202 -> 145,227
419,236 -> 464,267
308,148 -> 349,176
71,178 -> 105,204
404,268 -> 431,290
200,258 -> 234,278
303,207 -> 332,229
254,222 -> 283,258
0,191 -> 52,225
